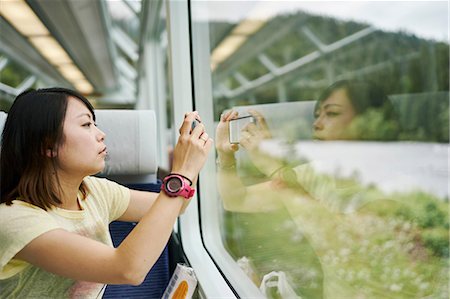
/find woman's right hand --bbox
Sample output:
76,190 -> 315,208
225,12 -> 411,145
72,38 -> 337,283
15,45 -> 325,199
171,112 -> 213,182
215,110 -> 239,156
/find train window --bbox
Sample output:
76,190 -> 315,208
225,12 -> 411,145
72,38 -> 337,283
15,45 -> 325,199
0,58 -> 38,111
112,0 -> 173,171
190,1 -> 449,298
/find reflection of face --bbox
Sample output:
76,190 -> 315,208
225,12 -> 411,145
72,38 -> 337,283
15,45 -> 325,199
56,97 -> 107,176
313,88 -> 356,140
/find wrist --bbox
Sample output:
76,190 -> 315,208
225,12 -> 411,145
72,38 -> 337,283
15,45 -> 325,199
170,169 -> 195,184
216,151 -> 235,163
216,158 -> 236,170
269,165 -> 286,178
217,148 -> 235,157
270,166 -> 298,188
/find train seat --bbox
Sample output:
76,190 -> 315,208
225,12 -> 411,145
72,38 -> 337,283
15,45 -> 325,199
94,109 -> 170,298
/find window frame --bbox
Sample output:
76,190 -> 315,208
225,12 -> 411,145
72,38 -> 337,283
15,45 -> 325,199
186,0 -> 266,297
166,0 -> 238,297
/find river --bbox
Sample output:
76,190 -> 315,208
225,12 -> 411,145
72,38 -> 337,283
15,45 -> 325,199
259,140 -> 449,199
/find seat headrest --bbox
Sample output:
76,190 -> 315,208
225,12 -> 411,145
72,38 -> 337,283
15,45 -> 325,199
0,110 -> 157,183
95,110 -> 158,183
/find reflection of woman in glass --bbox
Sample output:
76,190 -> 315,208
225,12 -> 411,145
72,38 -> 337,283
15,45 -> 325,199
215,80 -> 447,298
312,80 -> 398,141
216,79 -> 400,207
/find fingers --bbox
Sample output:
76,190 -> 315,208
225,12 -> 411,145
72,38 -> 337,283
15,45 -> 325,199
239,126 -> 264,151
243,122 -> 258,135
220,110 -> 232,121
204,137 -> 214,151
248,109 -> 270,131
179,111 -> 200,135
171,111 -> 213,181
199,132 -> 209,144
184,111 -> 201,122
242,121 -> 263,140
190,121 -> 205,139
247,109 -> 272,138
239,130 -> 252,146
221,110 -> 238,122
240,133 -> 251,150
179,111 -> 213,146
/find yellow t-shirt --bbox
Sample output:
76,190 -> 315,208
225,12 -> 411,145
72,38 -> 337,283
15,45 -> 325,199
0,176 -> 130,298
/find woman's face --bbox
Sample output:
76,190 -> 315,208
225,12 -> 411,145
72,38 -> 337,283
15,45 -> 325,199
313,88 -> 356,140
55,97 -> 107,177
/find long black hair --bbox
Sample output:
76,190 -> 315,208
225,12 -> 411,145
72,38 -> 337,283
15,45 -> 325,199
1,88 -> 95,210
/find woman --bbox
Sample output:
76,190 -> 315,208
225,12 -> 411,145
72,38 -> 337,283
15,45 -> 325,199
0,88 -> 212,298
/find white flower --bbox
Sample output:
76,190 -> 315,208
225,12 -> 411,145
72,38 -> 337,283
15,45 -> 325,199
402,222 -> 411,231
346,270 -> 355,282
339,248 -> 351,256
389,283 -> 403,292
402,269 -> 413,278
392,268 -> 401,280
382,241 -> 394,250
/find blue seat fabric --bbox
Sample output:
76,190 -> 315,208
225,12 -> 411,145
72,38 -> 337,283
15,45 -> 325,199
103,181 -> 170,299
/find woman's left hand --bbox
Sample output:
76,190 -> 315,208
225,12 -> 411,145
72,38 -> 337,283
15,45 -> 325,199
239,110 -> 283,176
239,109 -> 272,151
171,111 -> 213,184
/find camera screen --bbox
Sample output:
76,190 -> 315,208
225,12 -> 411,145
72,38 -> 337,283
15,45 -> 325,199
228,116 -> 255,144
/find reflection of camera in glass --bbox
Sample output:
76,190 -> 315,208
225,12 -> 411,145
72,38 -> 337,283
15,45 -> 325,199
228,115 -> 256,144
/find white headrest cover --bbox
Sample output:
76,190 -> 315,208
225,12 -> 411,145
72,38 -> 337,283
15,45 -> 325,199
95,110 -> 157,176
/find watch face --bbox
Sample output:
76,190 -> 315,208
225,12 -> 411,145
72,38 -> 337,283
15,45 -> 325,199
167,177 -> 183,192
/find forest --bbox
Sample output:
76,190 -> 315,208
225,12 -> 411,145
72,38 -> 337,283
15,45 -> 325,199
211,11 -> 449,143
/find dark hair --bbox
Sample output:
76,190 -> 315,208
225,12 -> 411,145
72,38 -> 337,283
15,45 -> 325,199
1,87 -> 95,210
315,80 -> 400,140
316,80 -> 392,115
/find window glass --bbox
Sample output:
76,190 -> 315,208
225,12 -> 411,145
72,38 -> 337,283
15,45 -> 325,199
106,0 -> 141,43
0,57 -> 38,111
191,1 -> 448,298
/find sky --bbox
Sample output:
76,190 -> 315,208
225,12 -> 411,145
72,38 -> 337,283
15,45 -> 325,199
193,0 -> 449,42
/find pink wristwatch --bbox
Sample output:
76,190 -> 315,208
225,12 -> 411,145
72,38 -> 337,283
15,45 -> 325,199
162,174 -> 195,199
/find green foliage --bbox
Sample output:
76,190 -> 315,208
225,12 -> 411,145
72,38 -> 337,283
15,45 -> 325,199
422,227 -> 450,258
212,11 -> 450,143
348,108 -> 400,141
418,202 -> 447,228
353,189 -> 449,258
0,61 -> 29,87
224,209 -> 324,298
223,169 -> 449,297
